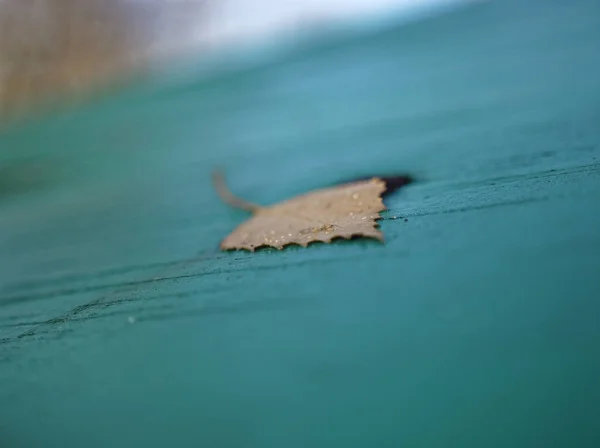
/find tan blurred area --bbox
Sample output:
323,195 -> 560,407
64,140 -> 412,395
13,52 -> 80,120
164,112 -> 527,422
0,0 -> 209,123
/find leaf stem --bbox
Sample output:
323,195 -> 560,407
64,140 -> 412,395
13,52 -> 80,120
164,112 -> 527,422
212,170 -> 261,213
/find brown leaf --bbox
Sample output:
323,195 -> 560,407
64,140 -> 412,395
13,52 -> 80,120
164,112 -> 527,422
214,172 -> 387,251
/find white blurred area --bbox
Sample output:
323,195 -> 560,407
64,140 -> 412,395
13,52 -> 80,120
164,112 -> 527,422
188,0 -> 470,51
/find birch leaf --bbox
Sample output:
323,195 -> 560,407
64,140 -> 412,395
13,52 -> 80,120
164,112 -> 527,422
214,172 -> 387,252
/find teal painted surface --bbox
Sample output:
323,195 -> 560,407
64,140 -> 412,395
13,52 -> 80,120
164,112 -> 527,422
1,0 -> 600,446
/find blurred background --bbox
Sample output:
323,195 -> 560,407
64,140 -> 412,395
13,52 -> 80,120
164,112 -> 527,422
0,0 -> 461,121
0,0 -> 468,202
0,0 -> 208,120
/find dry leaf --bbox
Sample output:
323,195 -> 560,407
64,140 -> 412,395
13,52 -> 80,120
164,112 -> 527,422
214,172 -> 387,251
